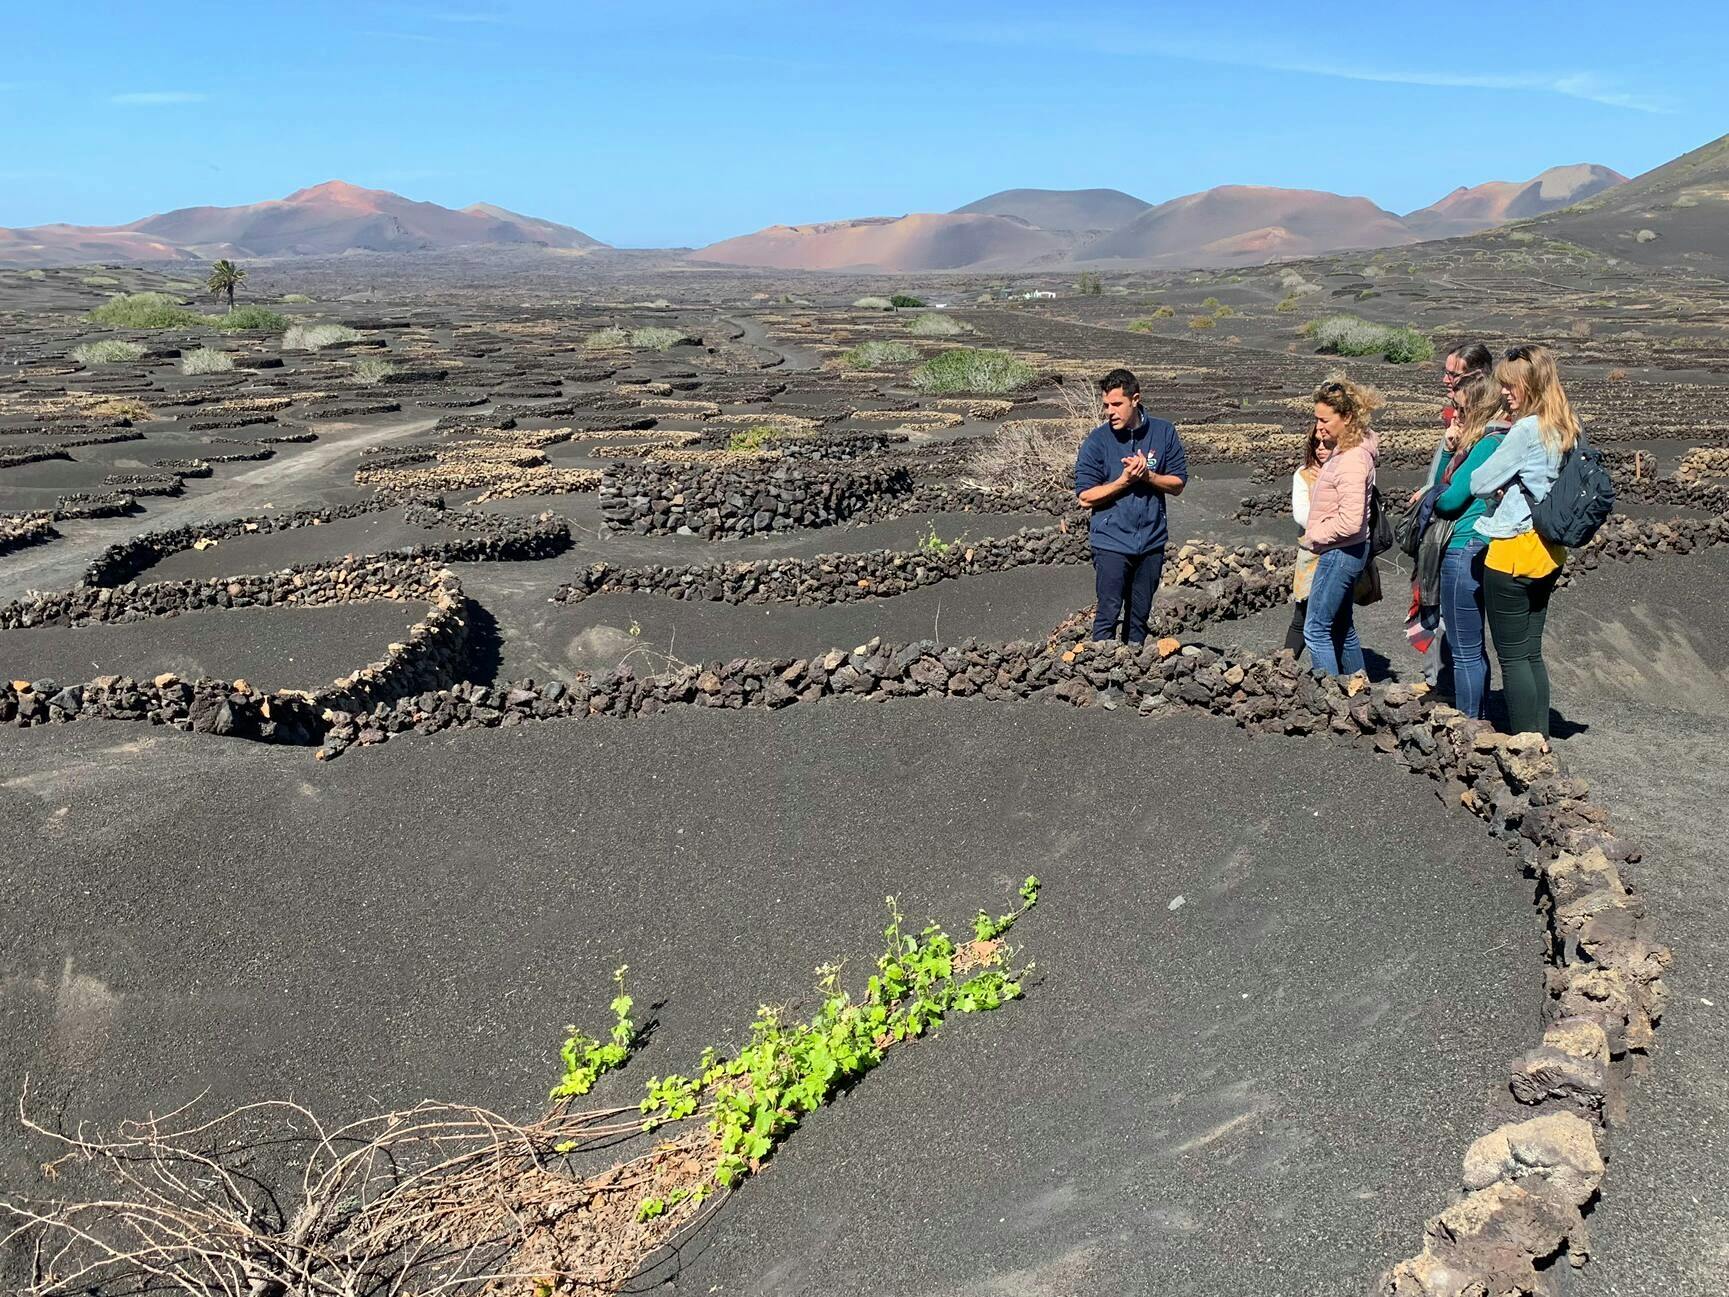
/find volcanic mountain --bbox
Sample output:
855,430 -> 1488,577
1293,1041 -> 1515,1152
951,188 -> 1151,232
1404,164 -> 1627,239
1466,133 -> 1729,272
1075,186 -> 1417,267
0,182 -> 604,267
692,213 -> 1068,272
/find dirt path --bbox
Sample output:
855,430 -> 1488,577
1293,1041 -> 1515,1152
720,314 -> 822,372
0,414 -> 439,601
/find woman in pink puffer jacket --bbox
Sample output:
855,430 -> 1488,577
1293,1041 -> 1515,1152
1300,374 -> 1383,674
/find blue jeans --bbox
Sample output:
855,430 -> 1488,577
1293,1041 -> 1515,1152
1303,542 -> 1368,675
1092,547 -> 1166,644
1439,540 -> 1489,718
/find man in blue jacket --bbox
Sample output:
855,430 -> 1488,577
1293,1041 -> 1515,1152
1073,368 -> 1188,643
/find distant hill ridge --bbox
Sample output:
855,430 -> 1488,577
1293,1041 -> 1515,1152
0,181 -> 605,267
952,188 -> 1152,233
0,153 -> 1662,270
689,161 -> 1631,272
1403,164 -> 1627,239
1465,134 -> 1729,272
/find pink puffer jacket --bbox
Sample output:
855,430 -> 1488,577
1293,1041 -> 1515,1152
1302,429 -> 1379,552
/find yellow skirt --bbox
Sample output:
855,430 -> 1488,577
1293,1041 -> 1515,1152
1485,529 -> 1567,579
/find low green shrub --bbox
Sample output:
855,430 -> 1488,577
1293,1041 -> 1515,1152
725,424 -> 792,453
907,313 -> 965,337
909,347 -> 1037,394
583,327 -> 628,349
1276,295 -> 1299,312
1152,304 -> 1175,319
1213,304 -> 1235,317
837,340 -> 919,369
180,347 -> 234,375
1127,318 -> 1156,333
280,293 -> 312,304
889,294 -> 925,308
1381,327 -> 1436,364
852,296 -> 894,310
1309,313 -> 1435,364
351,356 -> 396,385
1202,296 -> 1222,308
88,292 -> 200,329
71,339 -> 146,365
629,326 -> 691,351
1188,316 -> 1216,330
80,274 -> 120,287
213,306 -> 289,333
282,322 -> 362,351
1076,272 -> 1102,295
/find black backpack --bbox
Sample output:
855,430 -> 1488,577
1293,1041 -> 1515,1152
1520,433 -> 1614,548
1367,485 -> 1396,556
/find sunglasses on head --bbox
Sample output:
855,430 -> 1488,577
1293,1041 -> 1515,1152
1504,345 -> 1532,362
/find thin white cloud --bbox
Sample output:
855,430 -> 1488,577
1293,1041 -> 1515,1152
110,91 -> 208,106
1256,59 -> 1672,114
357,29 -> 457,43
921,21 -> 1672,114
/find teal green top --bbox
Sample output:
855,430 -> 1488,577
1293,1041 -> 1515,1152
1432,429 -> 1506,550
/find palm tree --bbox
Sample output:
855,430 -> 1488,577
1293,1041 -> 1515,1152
206,259 -> 246,313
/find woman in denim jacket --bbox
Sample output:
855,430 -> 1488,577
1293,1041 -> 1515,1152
1468,345 -> 1578,743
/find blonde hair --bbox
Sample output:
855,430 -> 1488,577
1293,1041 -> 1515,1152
1313,372 -> 1384,451
1450,372 -> 1506,450
1494,345 -> 1579,454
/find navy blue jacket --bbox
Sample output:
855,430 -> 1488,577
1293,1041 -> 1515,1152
1074,410 -> 1188,555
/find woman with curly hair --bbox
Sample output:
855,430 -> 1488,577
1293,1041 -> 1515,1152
1301,373 -> 1382,675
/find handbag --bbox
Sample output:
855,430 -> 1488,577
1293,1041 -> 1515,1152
1352,557 -> 1383,606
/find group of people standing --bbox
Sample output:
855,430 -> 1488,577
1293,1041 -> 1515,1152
1072,347 -> 1590,748
1284,343 -> 1585,745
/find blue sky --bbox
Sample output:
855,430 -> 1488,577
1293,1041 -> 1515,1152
2,1 -> 1723,248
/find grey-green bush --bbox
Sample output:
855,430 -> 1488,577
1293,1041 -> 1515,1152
837,340 -> 919,369
351,356 -> 395,385
180,348 -> 235,375
583,327 -> 629,350
907,313 -> 966,337
852,296 -> 895,310
72,339 -> 146,365
282,323 -> 362,351
629,326 -> 691,351
909,348 -> 1037,394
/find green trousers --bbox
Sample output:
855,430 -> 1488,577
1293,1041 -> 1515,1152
1484,566 -> 1560,738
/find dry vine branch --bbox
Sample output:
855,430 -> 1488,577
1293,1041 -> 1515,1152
2,1086 -> 682,1297
961,373 -> 1097,496
3,885 -> 1038,1296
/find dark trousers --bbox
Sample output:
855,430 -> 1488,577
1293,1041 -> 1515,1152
1485,566 -> 1560,737
1284,600 -> 1308,656
1092,547 -> 1166,644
